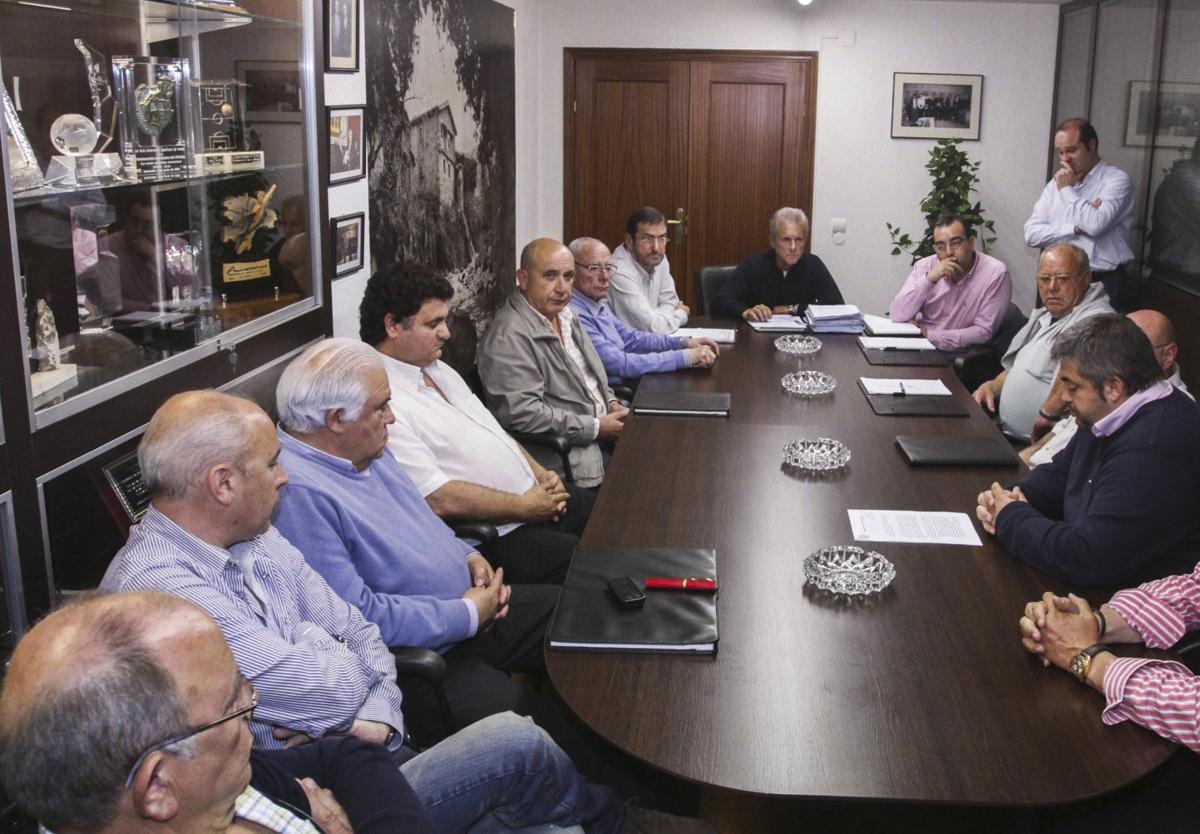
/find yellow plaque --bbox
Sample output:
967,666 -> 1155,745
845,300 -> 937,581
222,259 -> 271,283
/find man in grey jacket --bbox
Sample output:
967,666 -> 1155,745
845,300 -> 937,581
478,238 -> 629,488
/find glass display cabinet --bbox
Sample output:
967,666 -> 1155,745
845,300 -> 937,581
0,0 -> 330,625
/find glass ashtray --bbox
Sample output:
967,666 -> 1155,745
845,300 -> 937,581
774,335 -> 822,356
782,370 -> 836,396
783,437 -> 851,471
803,546 -> 896,595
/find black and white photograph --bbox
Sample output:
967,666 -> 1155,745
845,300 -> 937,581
332,212 -> 365,277
365,0 -> 515,372
325,0 -> 359,72
236,61 -> 302,123
327,105 -> 366,184
892,72 -> 983,140
1126,81 -> 1200,148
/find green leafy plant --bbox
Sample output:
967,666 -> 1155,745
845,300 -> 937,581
886,138 -> 997,264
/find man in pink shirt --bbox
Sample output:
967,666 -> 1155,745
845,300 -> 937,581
888,213 -> 1012,351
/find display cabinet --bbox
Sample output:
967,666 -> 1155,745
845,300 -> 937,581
0,0 -> 331,627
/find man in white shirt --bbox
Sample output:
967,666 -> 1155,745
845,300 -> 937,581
607,207 -> 689,334
1024,118 -> 1135,309
361,261 -> 594,585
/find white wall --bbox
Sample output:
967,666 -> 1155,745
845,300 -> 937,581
513,0 -> 1061,314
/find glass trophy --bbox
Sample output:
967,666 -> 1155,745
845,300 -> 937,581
44,40 -> 123,188
191,79 -> 263,174
3,83 -> 43,192
113,56 -> 191,182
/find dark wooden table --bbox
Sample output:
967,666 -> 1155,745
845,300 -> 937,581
545,325 -> 1176,805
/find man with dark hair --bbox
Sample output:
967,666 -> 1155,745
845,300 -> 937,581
709,207 -> 843,322
1025,117 -> 1135,309
608,206 -> 690,333
888,213 -> 1011,350
360,261 -> 590,586
976,313 -> 1200,586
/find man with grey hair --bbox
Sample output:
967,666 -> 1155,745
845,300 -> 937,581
608,206 -> 690,333
976,313 -> 1200,587
709,207 -> 843,321
972,242 -> 1112,442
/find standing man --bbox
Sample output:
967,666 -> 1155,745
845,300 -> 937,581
478,238 -> 629,489
569,237 -> 718,386
608,207 -> 689,334
888,213 -> 1012,351
1024,118 -> 1135,309
709,207 -> 843,322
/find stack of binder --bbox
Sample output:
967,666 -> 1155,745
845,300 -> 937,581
805,304 -> 865,333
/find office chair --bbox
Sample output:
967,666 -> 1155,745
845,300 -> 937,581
693,265 -> 736,316
952,302 -> 1028,393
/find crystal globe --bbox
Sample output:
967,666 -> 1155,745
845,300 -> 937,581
49,114 -> 99,156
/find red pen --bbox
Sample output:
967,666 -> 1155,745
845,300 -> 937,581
644,577 -> 718,592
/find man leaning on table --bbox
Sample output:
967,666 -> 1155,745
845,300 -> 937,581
888,213 -> 1011,351
607,207 -> 689,334
976,314 -> 1200,587
971,242 -> 1111,442
709,207 -> 843,322
568,236 -> 719,387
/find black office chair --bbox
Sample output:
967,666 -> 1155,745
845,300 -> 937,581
693,265 -> 736,316
952,302 -> 1029,393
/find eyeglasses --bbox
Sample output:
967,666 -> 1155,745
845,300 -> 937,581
1036,272 -> 1082,287
932,237 -> 968,253
123,684 -> 258,790
636,234 -> 669,246
574,261 -> 614,275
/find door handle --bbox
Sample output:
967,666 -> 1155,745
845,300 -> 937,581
665,207 -> 687,245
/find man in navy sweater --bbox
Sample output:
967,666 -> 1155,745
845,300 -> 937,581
977,314 -> 1200,586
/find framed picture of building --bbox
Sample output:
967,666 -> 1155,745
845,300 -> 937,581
327,105 -> 366,184
331,212 -> 365,277
325,0 -> 360,72
1125,81 -> 1200,148
891,72 -> 983,140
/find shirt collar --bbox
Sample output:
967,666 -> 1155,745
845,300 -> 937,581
138,505 -> 251,574
277,425 -> 365,478
377,350 -> 424,388
570,289 -> 605,315
1091,379 -> 1174,437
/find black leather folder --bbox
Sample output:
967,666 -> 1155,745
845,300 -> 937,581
631,389 -> 730,417
864,394 -> 969,417
896,434 -> 1020,466
548,546 -> 718,654
862,349 -> 950,366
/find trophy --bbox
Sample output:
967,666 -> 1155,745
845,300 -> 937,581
3,82 -> 42,192
191,78 -> 263,175
113,55 -> 191,182
43,40 -> 123,187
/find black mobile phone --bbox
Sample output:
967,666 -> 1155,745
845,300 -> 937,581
606,575 -> 646,608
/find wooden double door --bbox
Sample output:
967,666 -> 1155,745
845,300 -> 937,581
564,49 -> 818,308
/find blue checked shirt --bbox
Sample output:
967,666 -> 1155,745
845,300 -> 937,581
101,507 -> 405,748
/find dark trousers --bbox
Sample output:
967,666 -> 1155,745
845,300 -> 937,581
482,483 -> 595,585
1093,266 -> 1133,312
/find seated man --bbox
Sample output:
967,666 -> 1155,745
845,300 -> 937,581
1021,309 -> 1190,467
709,207 -> 843,322
976,314 -> 1200,587
478,238 -> 629,488
607,207 -> 689,334
98,389 -> 667,833
888,213 -> 1012,351
362,261 -> 593,586
972,243 -> 1112,442
0,590 -> 432,834
568,236 -> 719,386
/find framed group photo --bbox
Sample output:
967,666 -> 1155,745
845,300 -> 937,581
1125,81 -> 1200,148
327,105 -> 366,184
332,212 -> 365,278
891,72 -> 983,140
325,0 -> 360,72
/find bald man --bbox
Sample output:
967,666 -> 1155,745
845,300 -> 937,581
0,590 -> 430,833
1021,309 -> 1190,467
478,238 -> 629,488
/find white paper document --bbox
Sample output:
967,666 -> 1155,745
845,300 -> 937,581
862,314 -> 922,337
847,509 -> 983,547
806,304 -> 861,320
858,336 -> 937,351
675,327 -> 737,344
748,315 -> 808,332
859,377 -> 952,396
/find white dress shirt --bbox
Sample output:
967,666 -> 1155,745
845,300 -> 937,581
1023,159 -> 1135,271
608,243 -> 688,334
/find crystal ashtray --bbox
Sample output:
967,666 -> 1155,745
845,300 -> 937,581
783,437 -> 851,472
803,546 -> 896,595
774,334 -> 822,356
782,370 -> 836,396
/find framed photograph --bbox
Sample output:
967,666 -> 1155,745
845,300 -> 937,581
236,61 -> 302,123
891,73 -> 983,140
327,105 -> 366,184
331,212 -> 365,278
325,0 -> 360,73
1125,81 -> 1200,148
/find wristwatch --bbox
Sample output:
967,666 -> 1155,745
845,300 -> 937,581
1069,644 -> 1108,684
786,304 -> 800,315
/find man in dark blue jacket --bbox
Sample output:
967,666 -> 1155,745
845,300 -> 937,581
977,313 -> 1200,586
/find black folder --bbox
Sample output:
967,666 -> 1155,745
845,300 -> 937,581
896,434 -> 1021,467
864,394 -> 970,417
548,546 -> 718,654
862,349 -> 950,367
631,389 -> 730,417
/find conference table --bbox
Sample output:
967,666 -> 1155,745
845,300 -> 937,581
544,323 -> 1177,807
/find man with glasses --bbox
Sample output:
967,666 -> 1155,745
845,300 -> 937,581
971,243 -> 1112,442
569,237 -> 720,387
608,206 -> 690,334
0,590 -> 433,833
888,213 -> 1011,351
709,207 -> 843,322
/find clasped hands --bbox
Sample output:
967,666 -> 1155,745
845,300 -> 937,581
1019,591 -> 1101,672
523,470 -> 569,522
684,335 -> 720,368
975,482 -> 1026,534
